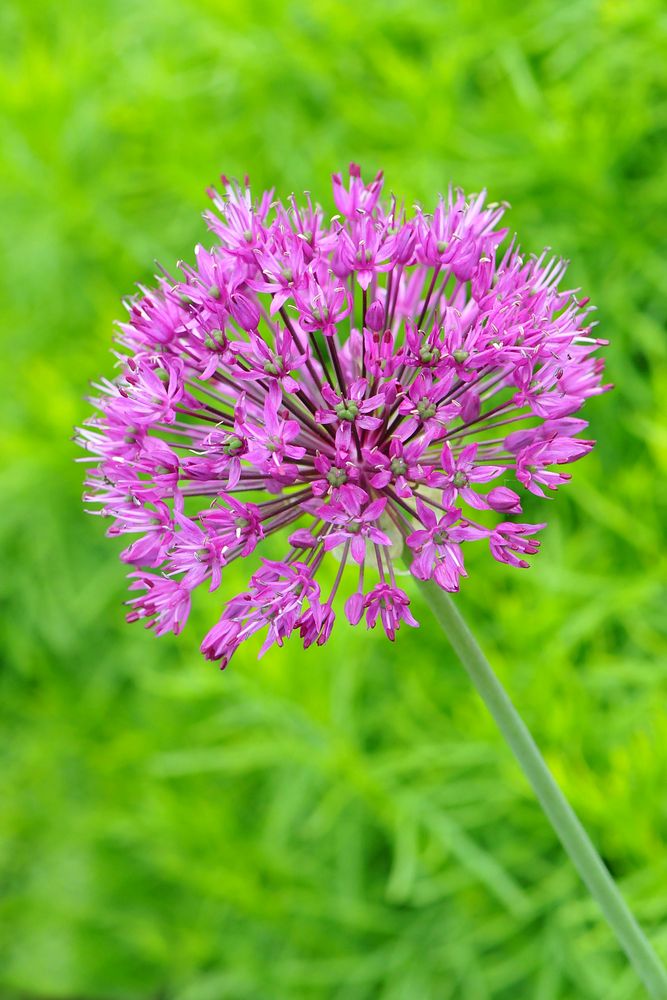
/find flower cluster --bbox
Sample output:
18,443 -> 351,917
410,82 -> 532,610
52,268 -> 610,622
78,165 -> 608,667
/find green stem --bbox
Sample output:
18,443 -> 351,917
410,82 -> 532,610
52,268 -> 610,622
411,574 -> 667,998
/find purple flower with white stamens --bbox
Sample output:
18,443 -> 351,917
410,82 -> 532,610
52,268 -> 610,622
364,436 -> 432,499
199,494 -> 265,559
311,425 -> 367,512
233,327 -> 307,393
294,259 -> 352,338
78,164 -> 608,668
406,502 -> 485,591
126,573 -> 192,637
241,382 -> 306,482
320,497 -> 392,564
363,583 -> 419,640
433,442 -> 505,510
488,521 -> 547,569
316,379 -> 385,431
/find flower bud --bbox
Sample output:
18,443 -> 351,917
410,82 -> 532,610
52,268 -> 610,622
288,529 -> 317,548
344,592 -> 365,626
365,299 -> 384,332
393,223 -> 416,264
230,292 -> 260,331
488,487 -> 522,513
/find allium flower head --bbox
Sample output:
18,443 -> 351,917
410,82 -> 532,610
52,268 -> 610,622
78,166 -> 608,668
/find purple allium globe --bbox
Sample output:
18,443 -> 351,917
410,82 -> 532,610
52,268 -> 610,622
78,165 -> 608,667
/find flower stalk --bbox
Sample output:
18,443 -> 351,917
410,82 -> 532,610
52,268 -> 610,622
411,571 -> 667,998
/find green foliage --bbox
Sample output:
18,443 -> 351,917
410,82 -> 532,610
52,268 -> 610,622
1,0 -> 666,996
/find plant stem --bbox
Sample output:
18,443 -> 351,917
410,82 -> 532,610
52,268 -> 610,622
411,575 -> 667,998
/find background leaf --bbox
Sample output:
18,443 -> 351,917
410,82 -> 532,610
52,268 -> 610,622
1,1 -> 666,996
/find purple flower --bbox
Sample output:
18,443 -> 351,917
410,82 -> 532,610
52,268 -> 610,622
78,165 -> 608,668
432,442 -> 505,510
363,584 -> 419,641
364,436 -> 432,499
489,522 -> 546,569
395,371 -> 462,439
126,573 -> 192,636
311,425 -> 367,512
320,497 -> 392,564
293,260 -> 351,338
332,162 -> 384,218
315,379 -> 385,431
406,502 -> 486,592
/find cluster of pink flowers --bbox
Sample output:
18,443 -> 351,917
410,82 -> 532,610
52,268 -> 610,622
78,166 -> 608,667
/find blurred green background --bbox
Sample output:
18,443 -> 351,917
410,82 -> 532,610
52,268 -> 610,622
1,0 -> 666,997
